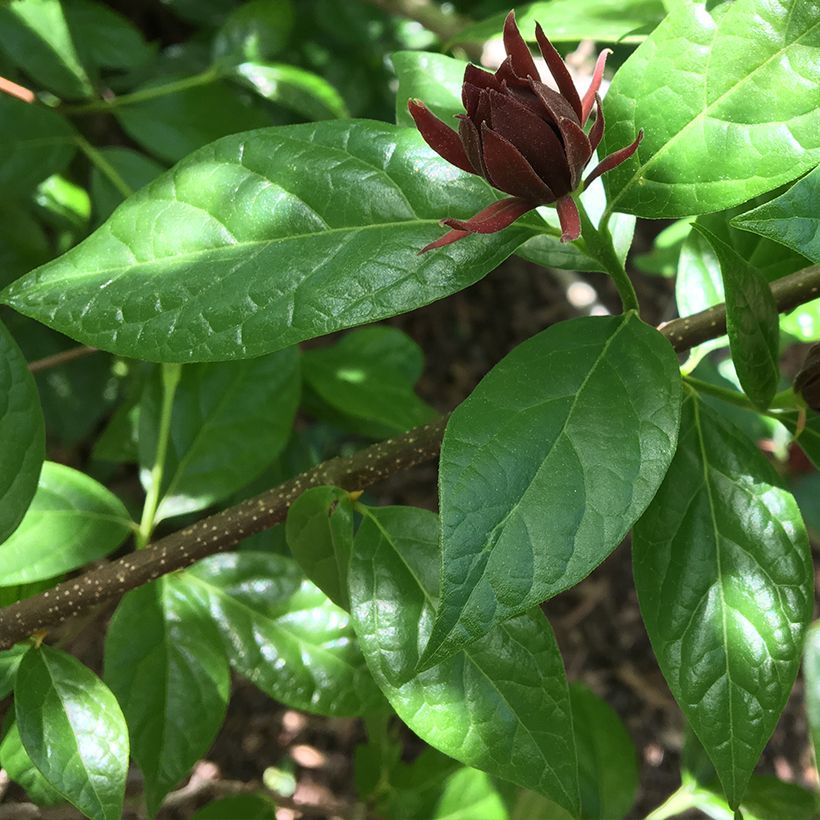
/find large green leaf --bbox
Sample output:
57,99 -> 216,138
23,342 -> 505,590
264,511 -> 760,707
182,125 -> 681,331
0,461 -> 132,585
3,121 -> 531,362
0,96 -> 76,200
349,506 -> 580,814
0,0 -> 93,98
804,620 -> 820,776
452,0 -> 666,45
186,551 -> 381,716
392,51 -> 465,128
602,0 -> 820,218
302,327 -> 435,437
138,349 -> 300,522
731,166 -> 820,264
633,391 -> 813,808
0,719 -> 64,806
433,769 -> 507,820
104,576 -> 230,815
693,225 -> 779,408
0,319 -> 44,546
424,313 -> 681,667
285,485 -> 354,610
15,645 -> 129,820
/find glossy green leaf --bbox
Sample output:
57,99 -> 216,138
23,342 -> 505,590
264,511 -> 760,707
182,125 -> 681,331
186,551 -> 381,716
285,486 -> 354,610
15,645 -> 129,820
3,121 -> 531,362
804,620 -> 820,774
89,147 -> 165,224
0,319 -> 44,546
693,224 -> 779,408
213,0 -> 293,63
0,0 -> 93,98
192,794 -> 278,820
633,391 -> 813,808
0,461 -> 132,585
570,683 -> 638,820
392,51 -> 465,128
0,645 -> 28,698
602,0 -> 820,218
104,576 -> 230,815
139,349 -> 300,522
0,96 -> 76,199
303,327 -> 435,437
0,719 -> 64,806
349,506 -> 580,814
731,166 -> 820,264
425,313 -> 681,666
452,0 -> 665,45
433,769 -> 507,820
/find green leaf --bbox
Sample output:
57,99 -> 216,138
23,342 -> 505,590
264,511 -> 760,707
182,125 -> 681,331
778,410 -> 820,469
731,166 -> 820,264
0,461 -> 132,585
192,794 -> 278,820
89,147 -> 165,225
425,313 -> 681,666
34,173 -> 91,233
602,0 -> 820,218
452,0 -> 666,45
804,620 -> 820,776
692,224 -> 779,409
634,218 -> 692,278
392,51 -> 465,128
349,505 -> 580,814
213,0 -> 294,63
0,205 -> 50,289
104,576 -> 230,815
302,327 -> 435,437
0,0 -> 93,98
570,683 -> 638,820
433,768 -> 507,820
15,645 -> 129,820
139,349 -> 300,522
0,319 -> 44,545
739,775 -> 817,820
0,719 -> 64,806
4,121 -> 530,362
232,61 -> 349,120
186,551 -> 381,716
0,96 -> 76,199
0,645 -> 28,698
633,391 -> 813,808
163,0 -> 236,26
285,486 -> 354,610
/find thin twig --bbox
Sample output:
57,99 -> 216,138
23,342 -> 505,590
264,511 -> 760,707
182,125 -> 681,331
0,264 -> 818,650
27,346 -> 98,373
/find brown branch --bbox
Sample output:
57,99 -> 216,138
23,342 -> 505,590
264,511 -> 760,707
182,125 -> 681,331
27,345 -> 98,373
0,264 -> 818,650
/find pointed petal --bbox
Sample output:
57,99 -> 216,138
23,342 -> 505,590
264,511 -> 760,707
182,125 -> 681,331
456,115 -> 487,177
481,123 -> 554,201
408,99 -> 474,174
558,117 -> 592,190
487,90 -> 570,195
495,55 -> 530,89
555,195 -> 581,242
527,78 -> 579,128
462,64 -> 500,114
581,48 -> 612,125
534,24 -> 582,121
587,94 -> 605,153
419,227 -> 471,254
583,129 -> 644,188
442,196 -> 536,233
503,10 -> 540,80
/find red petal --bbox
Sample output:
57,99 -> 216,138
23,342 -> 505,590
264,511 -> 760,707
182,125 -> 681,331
481,123 -> 554,201
557,117 -> 592,189
555,195 -> 581,242
419,227 -> 471,254
462,64 -> 500,115
408,99 -> 474,174
527,78 -> 579,128
587,94 -> 604,153
583,129 -> 644,188
442,196 -> 536,233
503,10 -> 540,80
581,49 -> 612,125
534,24 -> 582,121
457,114 -> 487,177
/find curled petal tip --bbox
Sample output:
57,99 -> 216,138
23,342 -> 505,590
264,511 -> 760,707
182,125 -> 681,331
583,128 -> 644,188
581,47 -> 612,124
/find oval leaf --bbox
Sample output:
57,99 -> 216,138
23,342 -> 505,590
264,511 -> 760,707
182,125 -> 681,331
633,391 -> 813,808
349,505 -> 580,814
0,719 -> 64,806
15,645 -> 129,820
602,0 -> 820,217
424,313 -> 681,667
104,576 -> 230,815
0,461 -> 132,585
2,121 -> 530,362
186,551 -> 381,716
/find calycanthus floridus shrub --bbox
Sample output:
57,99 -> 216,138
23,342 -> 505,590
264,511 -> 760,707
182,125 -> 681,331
0,1 -> 818,818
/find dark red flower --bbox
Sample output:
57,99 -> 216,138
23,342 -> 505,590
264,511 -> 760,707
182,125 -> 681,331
409,10 -> 643,253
